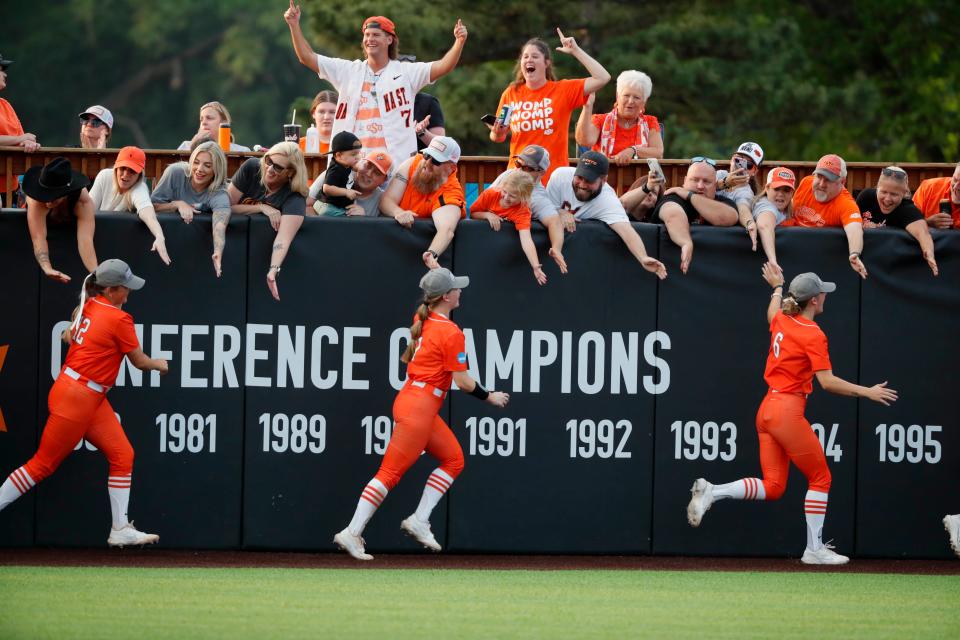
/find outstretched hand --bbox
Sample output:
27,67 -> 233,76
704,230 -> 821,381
866,381 -> 898,406
284,1 -> 301,25
549,247 -> 568,274
642,257 -> 667,280
453,18 -> 468,44
761,261 -> 784,288
555,28 -> 580,55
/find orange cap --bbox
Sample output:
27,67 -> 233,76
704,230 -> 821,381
366,150 -> 393,176
114,146 -> 145,174
363,16 -> 396,37
766,166 -> 796,190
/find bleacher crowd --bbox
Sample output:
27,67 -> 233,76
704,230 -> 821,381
1,6 -> 957,300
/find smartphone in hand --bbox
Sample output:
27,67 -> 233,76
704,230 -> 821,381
646,158 -> 665,182
481,114 -> 497,126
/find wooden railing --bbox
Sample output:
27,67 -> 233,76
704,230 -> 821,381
2,146 -> 956,203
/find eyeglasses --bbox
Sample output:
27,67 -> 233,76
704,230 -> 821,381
80,117 -> 107,128
882,167 -> 907,180
514,160 -> 537,173
691,156 -> 717,167
265,156 -> 289,173
423,154 -> 446,166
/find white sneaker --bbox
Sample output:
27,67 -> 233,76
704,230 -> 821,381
333,528 -> 373,561
687,478 -> 714,527
801,543 -> 849,565
943,514 -> 960,558
401,515 -> 441,551
107,521 -> 159,548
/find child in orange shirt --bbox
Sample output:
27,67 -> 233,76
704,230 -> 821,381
470,171 -> 547,285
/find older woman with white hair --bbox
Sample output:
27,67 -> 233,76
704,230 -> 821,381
227,141 -> 308,300
576,69 -> 663,164
151,141 -> 232,276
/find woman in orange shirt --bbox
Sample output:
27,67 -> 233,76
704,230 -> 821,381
0,259 -> 168,546
470,171 -> 547,285
489,29 -> 610,182
334,268 -> 510,560
686,263 -> 897,565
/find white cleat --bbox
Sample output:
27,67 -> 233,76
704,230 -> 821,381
107,521 -> 159,548
801,543 -> 849,565
333,528 -> 373,561
401,515 -> 442,552
943,515 -> 960,558
687,479 -> 714,527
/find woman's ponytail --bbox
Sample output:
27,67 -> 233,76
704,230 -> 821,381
401,301 -> 432,363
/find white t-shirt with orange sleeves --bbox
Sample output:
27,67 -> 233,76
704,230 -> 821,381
496,78 -> 587,182
316,55 -> 432,163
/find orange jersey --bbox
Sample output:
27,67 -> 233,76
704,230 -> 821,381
763,311 -> 832,395
65,296 -> 141,387
912,177 -> 960,228
785,176 -> 862,228
406,312 -> 468,391
496,79 -> 587,183
469,187 -> 532,231
0,98 -> 25,192
398,155 -> 466,218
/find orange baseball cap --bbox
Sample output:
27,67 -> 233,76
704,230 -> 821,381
366,150 -> 393,176
363,16 -> 396,37
814,154 -> 846,182
114,146 -> 145,174
766,166 -> 796,190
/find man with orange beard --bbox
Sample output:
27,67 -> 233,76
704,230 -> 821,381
381,136 -> 465,269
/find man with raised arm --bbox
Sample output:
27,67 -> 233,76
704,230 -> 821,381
284,2 -> 467,163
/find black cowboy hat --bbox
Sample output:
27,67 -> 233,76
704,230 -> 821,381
21,157 -> 90,202
0,53 -> 12,71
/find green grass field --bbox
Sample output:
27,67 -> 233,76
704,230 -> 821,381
0,566 -> 957,639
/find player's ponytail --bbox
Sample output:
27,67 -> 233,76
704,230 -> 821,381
401,295 -> 441,363
62,273 -> 106,343
781,294 -> 803,316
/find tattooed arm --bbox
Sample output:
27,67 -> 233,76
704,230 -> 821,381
266,214 -> 305,301
26,198 -> 71,283
211,208 -> 230,278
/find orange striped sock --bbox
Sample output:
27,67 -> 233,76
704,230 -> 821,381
804,490 -> 829,550
348,478 -> 388,536
413,468 -> 454,523
108,474 -> 132,528
712,478 -> 766,501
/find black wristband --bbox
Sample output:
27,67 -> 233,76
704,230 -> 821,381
468,382 -> 490,401
641,184 -> 651,194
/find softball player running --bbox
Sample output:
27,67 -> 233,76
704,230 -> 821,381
334,268 -> 509,560
686,263 -> 897,564
0,259 -> 168,546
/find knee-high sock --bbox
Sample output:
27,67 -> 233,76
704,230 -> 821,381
348,478 -> 388,537
711,478 -> 766,501
804,490 -> 828,551
413,468 -> 454,523
0,467 -> 35,512
108,474 -> 132,529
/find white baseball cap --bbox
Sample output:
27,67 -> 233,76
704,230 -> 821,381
79,105 -> 114,129
736,141 -> 764,166
422,136 -> 461,165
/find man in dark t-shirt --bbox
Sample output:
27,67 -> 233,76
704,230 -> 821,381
413,92 -> 446,151
855,166 -> 938,275
645,157 -> 739,273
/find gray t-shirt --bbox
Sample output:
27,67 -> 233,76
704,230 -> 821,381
752,195 -> 788,225
492,169 -> 555,221
716,169 -> 755,207
151,162 -> 231,213
309,171 -> 384,217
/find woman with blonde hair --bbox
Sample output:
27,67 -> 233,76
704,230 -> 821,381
151,141 -> 231,276
89,146 -> 171,266
576,70 -> 663,164
334,268 -> 509,561
227,141 -> 308,300
177,101 -> 250,152
470,171 -> 547,285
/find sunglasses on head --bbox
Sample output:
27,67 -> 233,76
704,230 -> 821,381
882,167 -> 907,180
691,156 -> 717,167
514,160 -> 537,172
80,117 -> 107,128
265,156 -> 289,172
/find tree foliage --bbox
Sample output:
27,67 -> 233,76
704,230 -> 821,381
2,0 -> 957,161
